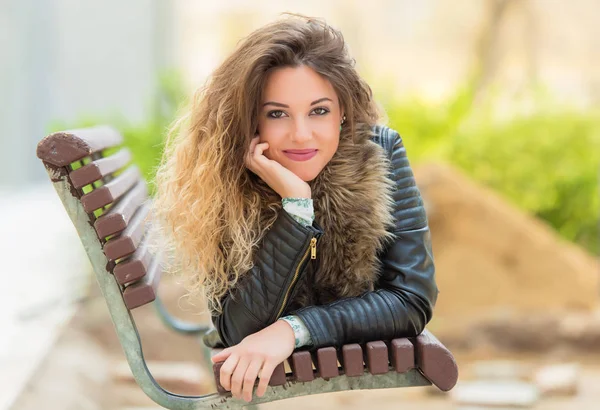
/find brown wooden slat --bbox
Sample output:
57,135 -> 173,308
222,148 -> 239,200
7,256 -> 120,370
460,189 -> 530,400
290,351 -> 314,382
112,236 -> 153,285
80,165 -> 140,213
315,347 -> 339,379
36,126 -> 123,166
340,344 -> 364,377
69,148 -> 132,188
94,181 -> 148,238
212,362 -> 228,395
390,338 -> 414,373
364,341 -> 389,375
103,202 -> 150,261
268,362 -> 287,386
411,329 -> 459,392
122,251 -> 162,309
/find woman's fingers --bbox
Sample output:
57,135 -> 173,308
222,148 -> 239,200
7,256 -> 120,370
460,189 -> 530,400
219,353 -> 239,391
211,347 -> 232,363
253,141 -> 269,156
230,355 -> 251,399
245,141 -> 255,166
248,134 -> 266,157
245,136 -> 258,157
242,358 -> 264,402
255,361 -> 277,398
246,141 -> 270,175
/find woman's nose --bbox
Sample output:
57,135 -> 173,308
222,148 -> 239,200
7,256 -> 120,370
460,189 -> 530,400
291,119 -> 312,143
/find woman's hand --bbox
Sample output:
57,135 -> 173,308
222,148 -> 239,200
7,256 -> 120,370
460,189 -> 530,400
245,135 -> 312,199
211,320 -> 296,402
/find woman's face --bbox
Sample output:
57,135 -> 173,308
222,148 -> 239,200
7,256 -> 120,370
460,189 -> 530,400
257,65 -> 344,182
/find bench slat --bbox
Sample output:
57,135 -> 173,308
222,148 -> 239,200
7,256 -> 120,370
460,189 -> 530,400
94,181 -> 148,238
290,351 -> 314,382
36,126 -> 123,166
391,338 -> 414,373
212,362 -> 228,395
410,329 -> 459,391
103,202 -> 150,261
81,165 -> 140,213
269,363 -> 287,386
340,344 -> 363,377
315,347 -> 339,379
122,251 -> 162,309
69,148 -> 132,188
112,235 -> 153,285
364,341 -> 389,375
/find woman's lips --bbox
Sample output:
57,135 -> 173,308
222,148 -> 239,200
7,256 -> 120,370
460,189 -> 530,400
283,150 -> 318,161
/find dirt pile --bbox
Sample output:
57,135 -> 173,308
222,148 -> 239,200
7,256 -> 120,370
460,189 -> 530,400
413,162 -> 599,328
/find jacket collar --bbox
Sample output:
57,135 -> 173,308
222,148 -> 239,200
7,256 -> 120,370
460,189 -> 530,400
290,125 -> 397,307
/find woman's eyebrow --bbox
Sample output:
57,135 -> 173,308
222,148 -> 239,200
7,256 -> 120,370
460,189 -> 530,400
262,97 -> 333,108
309,97 -> 333,105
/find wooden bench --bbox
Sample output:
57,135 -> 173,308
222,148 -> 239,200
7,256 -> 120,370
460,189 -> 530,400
36,126 -> 459,409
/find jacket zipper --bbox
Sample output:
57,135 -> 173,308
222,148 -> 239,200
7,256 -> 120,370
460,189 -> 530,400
274,235 -> 318,319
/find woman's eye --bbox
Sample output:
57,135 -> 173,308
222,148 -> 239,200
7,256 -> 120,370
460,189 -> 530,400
312,107 -> 329,115
267,110 -> 286,119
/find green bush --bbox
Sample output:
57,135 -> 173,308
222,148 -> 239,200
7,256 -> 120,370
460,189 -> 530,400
384,86 -> 599,255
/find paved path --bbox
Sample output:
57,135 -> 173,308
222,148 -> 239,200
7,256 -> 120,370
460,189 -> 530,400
0,184 -> 91,409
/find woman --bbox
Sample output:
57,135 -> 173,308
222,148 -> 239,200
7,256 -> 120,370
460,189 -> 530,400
151,14 -> 438,403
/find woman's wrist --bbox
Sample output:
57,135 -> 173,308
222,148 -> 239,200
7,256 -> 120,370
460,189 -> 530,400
282,186 -> 311,199
282,197 -> 314,226
278,315 -> 313,348
272,317 -> 297,349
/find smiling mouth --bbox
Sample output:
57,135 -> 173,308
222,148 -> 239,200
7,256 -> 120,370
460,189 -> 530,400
283,150 -> 318,161
283,149 -> 318,154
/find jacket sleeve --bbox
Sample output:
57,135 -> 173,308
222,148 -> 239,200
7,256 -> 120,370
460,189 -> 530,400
212,208 -> 323,347
293,130 -> 439,349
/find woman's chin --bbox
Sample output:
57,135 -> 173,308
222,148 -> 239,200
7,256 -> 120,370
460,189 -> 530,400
280,159 -> 323,182
292,168 -> 319,182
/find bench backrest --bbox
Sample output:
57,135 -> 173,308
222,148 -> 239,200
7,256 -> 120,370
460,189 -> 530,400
36,126 -> 204,409
36,126 -> 161,310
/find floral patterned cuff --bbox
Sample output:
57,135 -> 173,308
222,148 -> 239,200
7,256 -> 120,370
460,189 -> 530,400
282,197 -> 314,227
278,315 -> 313,348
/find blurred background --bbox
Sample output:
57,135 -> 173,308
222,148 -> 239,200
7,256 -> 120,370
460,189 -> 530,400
1,0 -> 599,409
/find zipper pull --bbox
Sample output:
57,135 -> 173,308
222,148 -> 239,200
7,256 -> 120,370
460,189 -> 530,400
310,237 -> 317,259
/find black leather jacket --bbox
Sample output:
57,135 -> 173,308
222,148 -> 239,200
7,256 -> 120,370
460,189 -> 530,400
212,125 -> 438,350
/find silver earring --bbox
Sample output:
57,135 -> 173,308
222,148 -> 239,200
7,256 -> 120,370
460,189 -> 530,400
341,115 -> 346,125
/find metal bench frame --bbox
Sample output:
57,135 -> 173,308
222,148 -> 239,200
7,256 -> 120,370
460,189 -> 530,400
36,126 -> 457,409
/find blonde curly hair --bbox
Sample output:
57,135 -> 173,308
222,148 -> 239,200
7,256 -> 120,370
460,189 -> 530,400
150,13 -> 381,314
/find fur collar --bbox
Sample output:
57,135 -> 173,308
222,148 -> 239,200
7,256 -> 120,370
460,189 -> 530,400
287,129 -> 398,309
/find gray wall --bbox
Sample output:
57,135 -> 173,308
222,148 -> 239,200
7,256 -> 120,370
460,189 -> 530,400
0,0 -> 173,189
